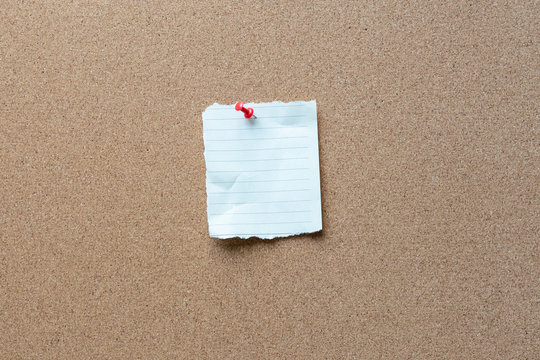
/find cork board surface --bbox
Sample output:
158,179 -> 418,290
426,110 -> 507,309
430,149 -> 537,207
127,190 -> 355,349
1,1 -> 538,358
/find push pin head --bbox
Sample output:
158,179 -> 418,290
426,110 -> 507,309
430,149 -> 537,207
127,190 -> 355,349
235,101 -> 254,119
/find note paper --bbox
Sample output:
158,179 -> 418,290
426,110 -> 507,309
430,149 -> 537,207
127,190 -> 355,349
202,100 -> 322,239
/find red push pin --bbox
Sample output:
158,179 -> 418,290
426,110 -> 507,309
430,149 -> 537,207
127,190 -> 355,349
235,101 -> 254,119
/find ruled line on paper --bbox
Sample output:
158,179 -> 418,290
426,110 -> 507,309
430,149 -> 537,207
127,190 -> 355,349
209,178 -> 310,184
207,168 -> 309,173
205,146 -> 309,152
205,136 -> 308,141
205,104 -> 305,110
204,115 -> 307,120
204,126 -> 308,131
208,210 -> 312,215
208,199 -> 312,205
211,221 -> 312,226
208,189 -> 311,194
207,157 -> 308,163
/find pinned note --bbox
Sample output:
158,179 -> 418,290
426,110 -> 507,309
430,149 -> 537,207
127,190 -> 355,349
202,100 -> 322,239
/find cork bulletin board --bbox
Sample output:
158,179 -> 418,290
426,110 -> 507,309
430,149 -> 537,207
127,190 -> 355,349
1,1 -> 538,358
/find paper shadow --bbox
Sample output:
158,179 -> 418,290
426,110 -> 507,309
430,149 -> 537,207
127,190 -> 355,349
215,229 -> 324,250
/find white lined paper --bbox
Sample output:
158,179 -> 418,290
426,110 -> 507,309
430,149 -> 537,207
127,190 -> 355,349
202,100 -> 322,239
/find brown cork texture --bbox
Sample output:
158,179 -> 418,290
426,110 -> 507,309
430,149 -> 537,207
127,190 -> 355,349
1,1 -> 538,358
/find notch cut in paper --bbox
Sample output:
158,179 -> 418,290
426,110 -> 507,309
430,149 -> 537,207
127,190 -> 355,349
202,100 -> 322,239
